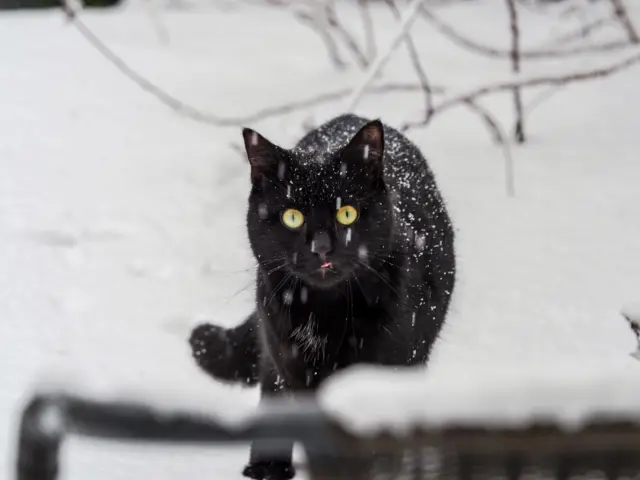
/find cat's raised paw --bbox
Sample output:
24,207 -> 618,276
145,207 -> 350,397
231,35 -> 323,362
189,323 -> 232,369
242,460 -> 295,480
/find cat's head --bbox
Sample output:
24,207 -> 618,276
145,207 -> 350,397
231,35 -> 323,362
242,120 -> 393,289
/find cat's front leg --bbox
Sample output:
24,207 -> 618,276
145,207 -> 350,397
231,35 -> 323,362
243,367 -> 296,480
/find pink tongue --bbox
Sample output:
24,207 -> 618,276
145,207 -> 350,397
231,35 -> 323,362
321,262 -> 332,268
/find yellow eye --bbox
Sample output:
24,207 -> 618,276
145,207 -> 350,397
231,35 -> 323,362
281,208 -> 304,229
336,205 -> 358,225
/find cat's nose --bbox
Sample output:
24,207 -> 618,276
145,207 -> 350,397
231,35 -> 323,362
311,231 -> 332,258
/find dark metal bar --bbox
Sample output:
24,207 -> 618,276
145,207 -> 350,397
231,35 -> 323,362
0,0 -> 121,10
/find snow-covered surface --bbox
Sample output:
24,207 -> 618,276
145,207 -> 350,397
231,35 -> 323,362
321,364 -> 640,434
1,1 -> 640,479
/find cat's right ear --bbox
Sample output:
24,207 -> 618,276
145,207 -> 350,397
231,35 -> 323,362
242,128 -> 281,183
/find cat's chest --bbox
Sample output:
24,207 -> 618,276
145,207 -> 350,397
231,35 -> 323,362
284,292 -> 385,352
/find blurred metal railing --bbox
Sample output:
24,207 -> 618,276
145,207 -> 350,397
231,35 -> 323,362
16,392 -> 640,480
0,0 -> 120,10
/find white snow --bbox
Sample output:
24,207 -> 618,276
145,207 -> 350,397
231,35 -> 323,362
1,1 -> 640,479
321,364 -> 640,434
357,244 -> 368,261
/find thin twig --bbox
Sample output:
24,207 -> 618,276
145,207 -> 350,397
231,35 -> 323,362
345,0 -> 428,112
420,7 -> 636,60
609,0 -> 640,44
506,0 -> 525,144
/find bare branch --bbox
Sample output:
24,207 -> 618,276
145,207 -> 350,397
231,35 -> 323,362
506,0 -> 525,143
609,0 -> 640,44
547,17 -> 611,47
382,0 -> 434,131
345,0 -> 428,112
324,2 -> 370,68
234,83 -> 444,125
420,7 -> 636,60
294,10 -> 348,69
461,99 -> 504,145
622,310 -> 640,361
424,51 -> 640,126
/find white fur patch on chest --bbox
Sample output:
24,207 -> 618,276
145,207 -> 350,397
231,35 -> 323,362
290,315 -> 328,362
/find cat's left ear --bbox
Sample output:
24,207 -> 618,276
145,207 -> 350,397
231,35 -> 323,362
242,128 -> 283,183
342,120 -> 385,179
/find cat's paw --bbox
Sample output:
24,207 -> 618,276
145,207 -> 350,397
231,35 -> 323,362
189,323 -> 232,370
242,461 -> 295,480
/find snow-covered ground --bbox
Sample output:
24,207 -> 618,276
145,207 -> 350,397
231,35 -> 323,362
1,1 -> 640,478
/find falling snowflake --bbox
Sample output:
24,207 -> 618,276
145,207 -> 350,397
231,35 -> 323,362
258,203 -> 268,219
345,228 -> 352,245
336,197 -> 342,210
300,287 -> 308,304
283,290 -> 294,305
358,244 -> 368,261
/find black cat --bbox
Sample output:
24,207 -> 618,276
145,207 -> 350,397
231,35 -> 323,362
190,114 -> 455,479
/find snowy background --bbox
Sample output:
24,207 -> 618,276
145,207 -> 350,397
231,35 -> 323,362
1,0 -> 640,478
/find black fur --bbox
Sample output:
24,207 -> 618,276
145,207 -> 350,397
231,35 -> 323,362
189,114 -> 456,479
